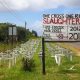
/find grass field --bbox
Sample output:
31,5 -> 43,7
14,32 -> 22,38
0,41 -> 80,80
0,42 -> 22,52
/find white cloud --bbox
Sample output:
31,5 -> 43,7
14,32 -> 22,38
9,0 -> 29,10
43,0 -> 63,9
0,0 -> 80,11
0,0 -> 29,11
28,0 -> 45,10
0,0 -> 45,11
63,0 -> 80,7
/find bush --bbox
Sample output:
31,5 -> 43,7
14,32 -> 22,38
22,58 -> 35,72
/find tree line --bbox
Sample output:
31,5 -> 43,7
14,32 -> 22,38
0,23 -> 38,43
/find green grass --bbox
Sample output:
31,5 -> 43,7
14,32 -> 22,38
0,42 -> 80,80
0,42 -> 20,52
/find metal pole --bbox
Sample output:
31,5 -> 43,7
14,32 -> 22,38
42,37 -> 46,75
25,21 -> 27,29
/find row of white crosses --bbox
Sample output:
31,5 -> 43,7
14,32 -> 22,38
0,39 -> 40,68
38,41 -> 43,61
0,48 -> 19,68
19,39 -> 40,59
46,43 -> 73,66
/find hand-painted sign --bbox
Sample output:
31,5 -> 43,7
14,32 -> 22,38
43,14 -> 80,41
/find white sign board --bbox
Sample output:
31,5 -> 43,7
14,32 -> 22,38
9,27 -> 12,35
9,27 -> 17,35
43,14 -> 80,41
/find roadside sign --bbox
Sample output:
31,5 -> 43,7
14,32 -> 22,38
9,27 -> 17,35
43,14 -> 80,41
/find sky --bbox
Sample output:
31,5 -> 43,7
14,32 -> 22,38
0,0 -> 80,36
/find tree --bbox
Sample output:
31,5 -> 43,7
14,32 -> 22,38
32,30 -> 38,37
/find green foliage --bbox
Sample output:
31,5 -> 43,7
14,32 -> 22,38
0,23 -> 35,42
22,58 -> 35,72
32,30 -> 38,37
0,23 -> 8,42
17,27 -> 28,42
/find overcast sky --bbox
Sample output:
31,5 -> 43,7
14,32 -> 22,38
0,0 -> 80,36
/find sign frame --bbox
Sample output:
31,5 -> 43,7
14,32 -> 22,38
43,14 -> 80,42
42,37 -> 80,75
9,26 -> 17,36
42,14 -> 80,75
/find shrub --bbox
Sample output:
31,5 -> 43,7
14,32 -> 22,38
22,58 -> 35,72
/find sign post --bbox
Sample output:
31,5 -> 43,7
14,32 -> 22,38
42,37 -> 45,75
42,14 -> 80,75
